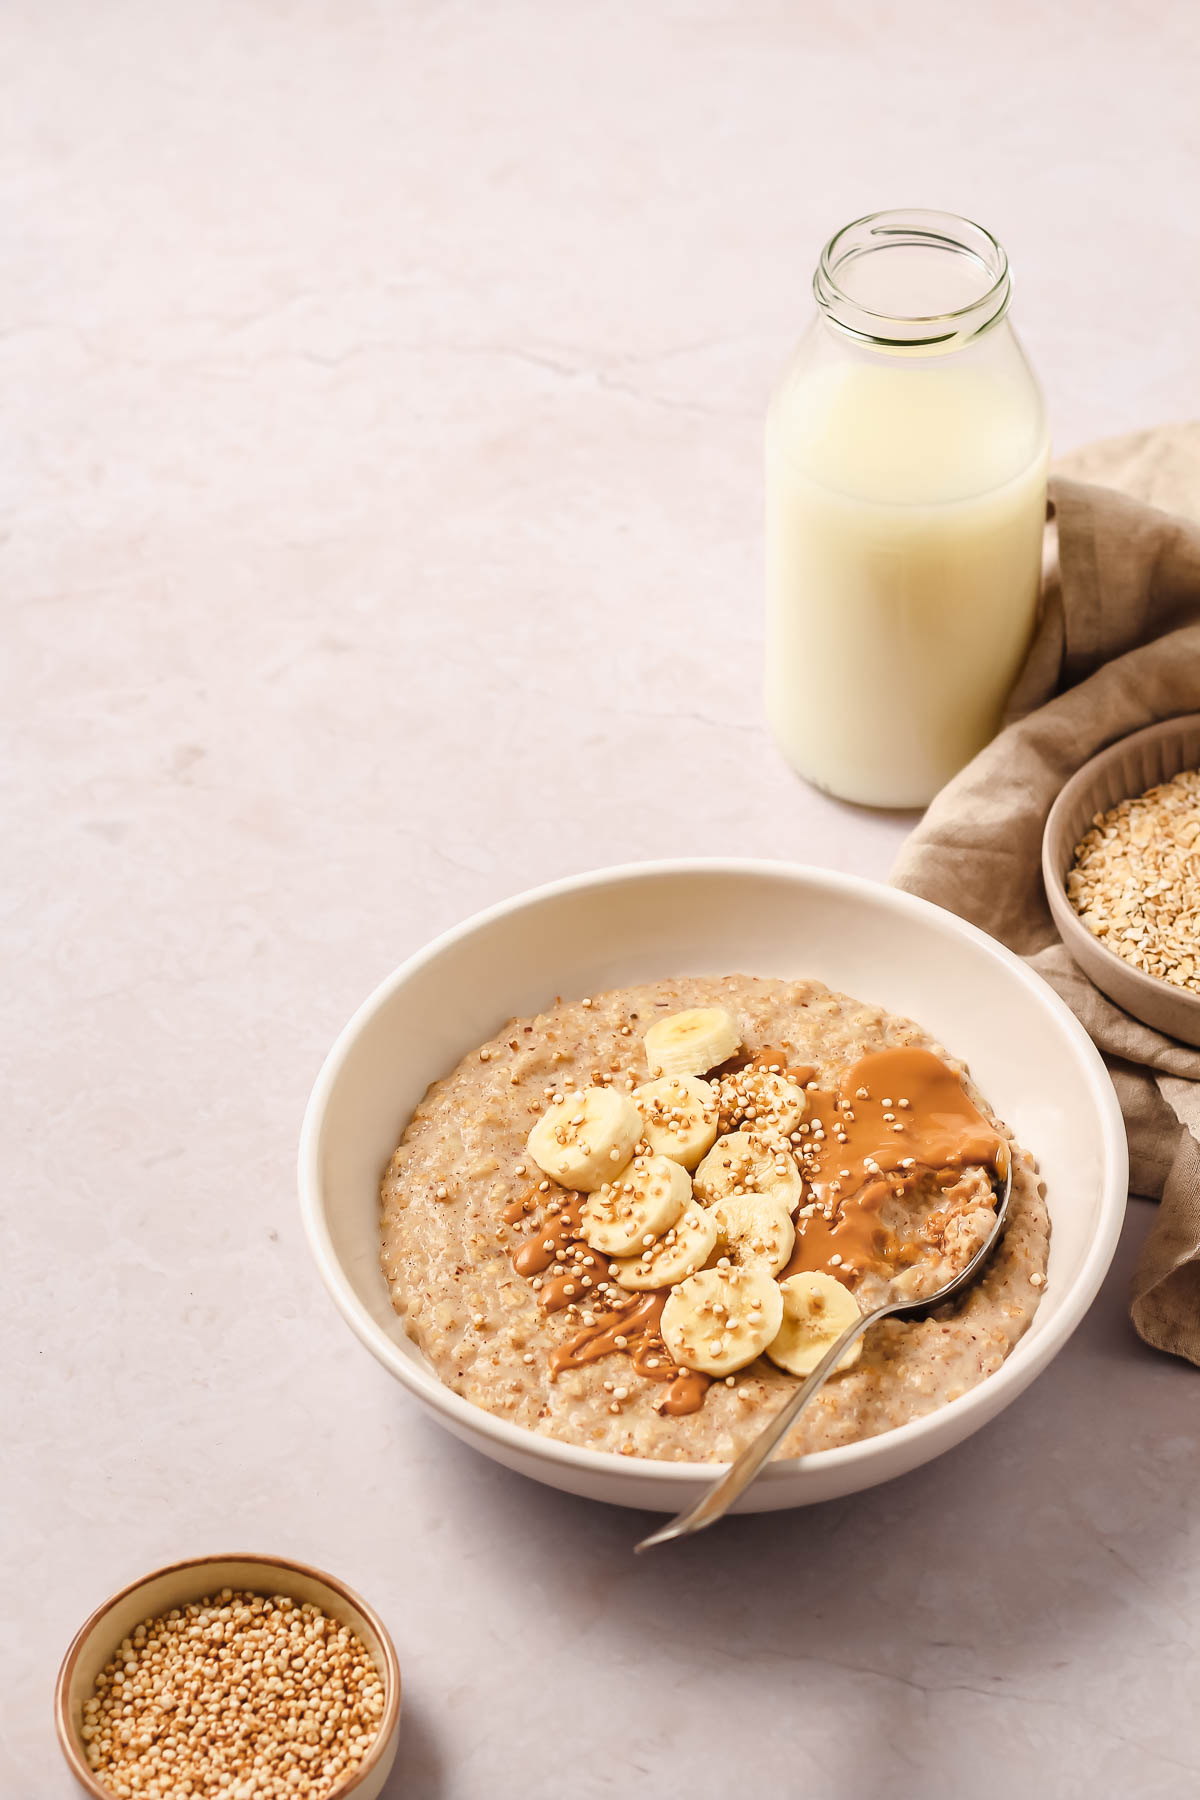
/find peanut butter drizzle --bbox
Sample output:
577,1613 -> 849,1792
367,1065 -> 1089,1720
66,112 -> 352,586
783,1046 -> 1004,1286
510,1193 -> 604,1311
549,1295 -> 711,1416
659,1369 -> 711,1415
714,1047 -> 816,1087
507,1192 -> 709,1412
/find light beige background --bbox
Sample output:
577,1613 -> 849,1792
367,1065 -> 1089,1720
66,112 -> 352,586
5,4 -> 1200,1797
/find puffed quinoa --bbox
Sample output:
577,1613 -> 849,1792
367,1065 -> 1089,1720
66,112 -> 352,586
82,1589 -> 386,1799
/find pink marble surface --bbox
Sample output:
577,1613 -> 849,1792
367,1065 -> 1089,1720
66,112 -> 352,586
5,4 -> 1200,1796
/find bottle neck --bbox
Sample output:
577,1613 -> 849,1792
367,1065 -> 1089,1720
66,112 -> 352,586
813,210 -> 1012,355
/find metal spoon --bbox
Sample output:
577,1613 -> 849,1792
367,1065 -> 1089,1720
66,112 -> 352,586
635,1142 -> 1013,1553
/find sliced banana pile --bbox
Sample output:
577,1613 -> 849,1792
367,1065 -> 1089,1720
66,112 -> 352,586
610,1200 -> 719,1290
634,1075 -> 719,1169
643,1006 -> 741,1079
523,1004 -> 864,1385
767,1272 -> 863,1376
579,1152 -> 689,1256
715,1063 -> 808,1135
709,1192 -> 794,1275
526,1086 -> 642,1190
693,1128 -> 804,1215
661,1264 -> 784,1377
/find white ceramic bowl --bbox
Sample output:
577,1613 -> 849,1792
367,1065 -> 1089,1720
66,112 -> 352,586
55,1552 -> 402,1800
299,860 -> 1128,1513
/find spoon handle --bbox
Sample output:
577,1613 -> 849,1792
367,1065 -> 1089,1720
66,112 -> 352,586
634,1302 -> 888,1552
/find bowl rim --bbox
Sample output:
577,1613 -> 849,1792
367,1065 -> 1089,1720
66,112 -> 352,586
299,856 -> 1128,1489
54,1550 -> 402,1799
1042,712 -> 1200,1020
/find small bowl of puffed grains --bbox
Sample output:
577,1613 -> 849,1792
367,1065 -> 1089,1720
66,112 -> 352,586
54,1552 -> 402,1800
1043,713 -> 1200,1047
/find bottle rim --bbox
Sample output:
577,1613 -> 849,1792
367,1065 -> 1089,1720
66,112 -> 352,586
814,209 -> 1012,349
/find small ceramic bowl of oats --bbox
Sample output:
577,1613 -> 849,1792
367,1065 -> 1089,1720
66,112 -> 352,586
55,1552 -> 402,1800
1043,713 -> 1200,1047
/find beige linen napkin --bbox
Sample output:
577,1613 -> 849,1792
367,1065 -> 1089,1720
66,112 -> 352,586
891,461 -> 1200,1367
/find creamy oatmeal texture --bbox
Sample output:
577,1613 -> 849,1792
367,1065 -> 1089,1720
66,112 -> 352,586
379,976 -> 1050,1461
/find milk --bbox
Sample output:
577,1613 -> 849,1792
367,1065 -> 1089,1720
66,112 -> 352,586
766,263 -> 1048,809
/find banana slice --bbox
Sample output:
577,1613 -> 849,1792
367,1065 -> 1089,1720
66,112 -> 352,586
716,1065 -> 808,1135
526,1087 -> 643,1191
693,1130 -> 805,1215
643,1007 -> 741,1080
611,1200 -> 719,1291
579,1153 -> 690,1257
661,1264 -> 784,1377
710,1193 -> 794,1275
767,1272 -> 863,1377
634,1076 -> 719,1171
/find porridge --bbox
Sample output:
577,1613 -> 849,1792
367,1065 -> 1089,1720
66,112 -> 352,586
379,976 -> 1049,1461
79,1593 -> 385,1799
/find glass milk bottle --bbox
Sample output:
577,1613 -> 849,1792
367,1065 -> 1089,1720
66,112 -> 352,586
765,210 -> 1049,808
